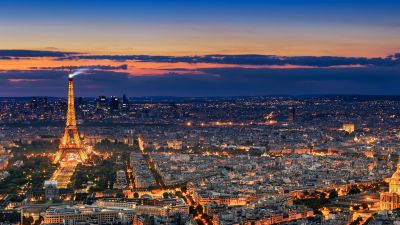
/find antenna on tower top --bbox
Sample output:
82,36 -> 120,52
68,66 -> 73,79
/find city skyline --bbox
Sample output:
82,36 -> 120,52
4,2 -> 400,225
1,0 -> 400,96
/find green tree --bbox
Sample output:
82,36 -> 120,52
302,190 -> 310,197
196,205 -> 203,214
34,216 -> 44,225
163,192 -> 169,199
189,206 -> 197,217
23,216 -> 34,225
196,219 -> 205,225
181,186 -> 187,193
329,190 -> 338,199
116,192 -> 125,198
175,191 -> 183,197
350,216 -> 363,225
348,186 -> 361,195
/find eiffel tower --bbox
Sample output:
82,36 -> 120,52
54,73 -> 88,163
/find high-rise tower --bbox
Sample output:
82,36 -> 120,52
288,106 -> 295,123
54,75 -> 88,163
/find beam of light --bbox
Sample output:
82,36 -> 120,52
68,68 -> 88,78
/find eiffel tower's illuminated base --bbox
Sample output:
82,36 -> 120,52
54,147 -> 88,164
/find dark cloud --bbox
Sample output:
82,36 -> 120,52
2,66 -> 400,97
29,64 -> 128,71
0,70 -> 63,80
63,53 -> 400,67
0,50 -> 77,58
2,49 -> 400,96
1,49 -> 400,68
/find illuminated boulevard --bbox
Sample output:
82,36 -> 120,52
51,159 -> 79,189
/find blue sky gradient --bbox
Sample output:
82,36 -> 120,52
1,1 -> 400,96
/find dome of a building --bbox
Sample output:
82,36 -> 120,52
380,163 -> 400,210
389,166 -> 400,194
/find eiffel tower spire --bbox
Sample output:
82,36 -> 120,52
54,69 -> 88,163
66,75 -> 77,127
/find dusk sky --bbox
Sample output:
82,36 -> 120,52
1,0 -> 400,97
